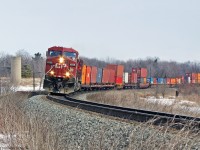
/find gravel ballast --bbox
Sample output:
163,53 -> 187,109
19,95 -> 200,149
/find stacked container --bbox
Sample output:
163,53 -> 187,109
133,68 -> 148,78
128,73 -> 137,84
91,66 -> 97,84
192,73 -> 198,83
170,78 -> 176,85
153,78 -> 157,84
81,65 -> 87,84
198,73 -> 200,83
106,64 -> 124,86
102,68 -> 110,83
109,69 -> 115,83
157,78 -> 164,84
123,72 -> 129,84
97,68 -> 103,83
166,78 -> 170,84
86,66 -> 91,85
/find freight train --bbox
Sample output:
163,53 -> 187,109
43,46 -> 198,93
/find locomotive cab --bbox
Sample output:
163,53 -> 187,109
43,46 -> 83,93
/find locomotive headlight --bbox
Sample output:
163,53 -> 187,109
59,57 -> 64,63
50,71 -> 54,75
66,72 -> 70,77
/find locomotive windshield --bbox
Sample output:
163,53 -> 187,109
63,52 -> 77,60
49,50 -> 62,57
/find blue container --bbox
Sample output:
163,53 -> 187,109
147,78 -> 154,84
97,68 -> 103,83
157,78 -> 164,84
163,78 -> 166,84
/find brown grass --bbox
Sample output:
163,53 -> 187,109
0,93 -> 59,149
1,87 -> 200,149
86,88 -> 200,117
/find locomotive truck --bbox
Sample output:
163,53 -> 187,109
43,46 -> 83,92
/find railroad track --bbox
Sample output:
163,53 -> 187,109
47,91 -> 200,130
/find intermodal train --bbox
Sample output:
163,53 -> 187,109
43,46 -> 198,93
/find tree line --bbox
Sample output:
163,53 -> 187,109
0,49 -> 200,78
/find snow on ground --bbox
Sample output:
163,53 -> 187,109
142,96 -> 200,114
14,85 -> 44,91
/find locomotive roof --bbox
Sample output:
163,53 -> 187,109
48,46 -> 79,54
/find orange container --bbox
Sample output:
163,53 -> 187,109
106,64 -> 124,77
166,78 -> 170,84
170,78 -> 176,85
198,73 -> 200,83
102,68 -> 110,83
91,66 -> 97,84
192,73 -> 198,80
86,66 -> 91,84
81,65 -> 86,84
116,65 -> 124,77
108,69 -> 115,83
153,78 -> 157,84
131,73 -> 137,83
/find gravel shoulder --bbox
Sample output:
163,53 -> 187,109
18,95 -> 200,149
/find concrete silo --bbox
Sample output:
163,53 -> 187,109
11,56 -> 21,85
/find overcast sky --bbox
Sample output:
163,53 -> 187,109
0,0 -> 200,62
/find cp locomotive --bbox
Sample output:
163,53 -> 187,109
43,46 -> 83,92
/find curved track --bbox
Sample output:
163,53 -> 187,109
47,91 -> 200,130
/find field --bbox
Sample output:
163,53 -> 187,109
86,86 -> 200,117
1,82 -> 200,149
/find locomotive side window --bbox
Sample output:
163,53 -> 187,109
49,50 -> 62,57
63,52 -> 77,60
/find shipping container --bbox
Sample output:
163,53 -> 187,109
188,77 -> 191,83
163,78 -> 166,84
198,73 -> 200,83
124,72 -> 129,83
96,68 -> 102,83
102,68 -> 110,83
192,73 -> 198,80
157,78 -> 164,84
166,78 -> 170,84
134,68 -> 148,78
106,64 -> 124,77
170,78 -> 176,85
86,66 -> 91,84
116,77 -> 123,85
109,69 -> 115,83
91,66 -> 97,84
153,78 -> 157,84
106,64 -> 117,71
148,77 -> 154,84
117,65 -> 124,77
81,65 -> 86,84
140,78 -> 147,84
131,73 -> 137,84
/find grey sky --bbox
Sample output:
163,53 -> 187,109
0,0 -> 200,62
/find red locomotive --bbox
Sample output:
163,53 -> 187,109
43,46 -> 83,92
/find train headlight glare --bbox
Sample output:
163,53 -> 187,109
50,71 -> 54,75
66,72 -> 70,77
59,57 -> 64,63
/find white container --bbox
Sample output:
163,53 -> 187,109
124,72 -> 129,83
188,77 -> 191,83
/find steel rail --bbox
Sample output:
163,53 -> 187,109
47,92 -> 200,130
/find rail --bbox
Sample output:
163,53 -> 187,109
47,92 -> 200,130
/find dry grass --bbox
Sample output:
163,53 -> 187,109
86,88 -> 200,117
0,93 -> 59,149
1,87 -> 200,149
